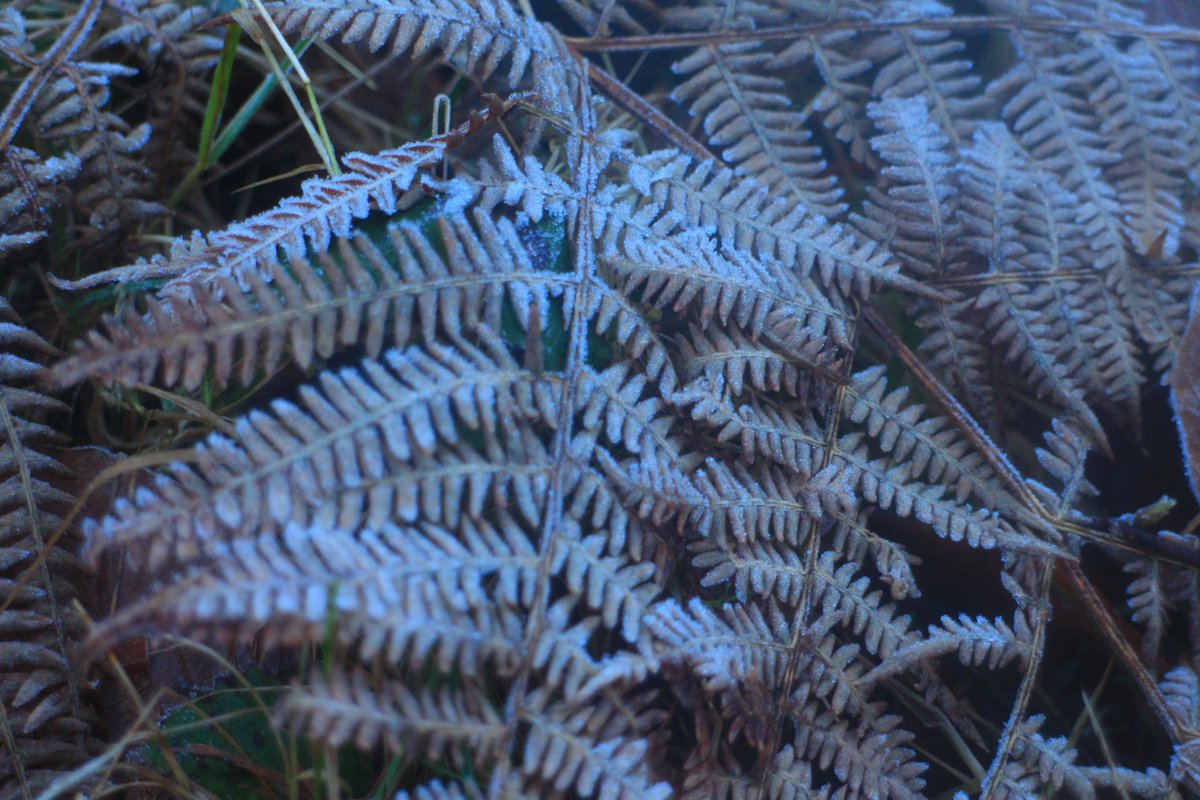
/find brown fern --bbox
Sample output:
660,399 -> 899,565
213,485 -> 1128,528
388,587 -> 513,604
15,0 -> 1200,799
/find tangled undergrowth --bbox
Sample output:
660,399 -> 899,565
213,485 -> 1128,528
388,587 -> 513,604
7,0 -> 1200,799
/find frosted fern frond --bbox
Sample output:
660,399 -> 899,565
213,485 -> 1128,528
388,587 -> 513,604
85,340 -> 559,569
267,0 -> 564,90
42,2 -> 1200,798
772,28 -> 874,164
861,614 -> 1030,689
63,131 -> 471,295
284,668 -> 506,757
859,0 -> 985,150
1162,663 -> 1200,732
607,225 -> 849,352
984,715 -> 1146,800
0,150 -> 79,254
648,597 -> 875,737
395,780 -> 473,800
843,366 -> 1022,512
623,151 -> 919,299
0,0 -> 178,257
0,299 -> 101,800
50,206 -> 561,390
520,691 -> 672,800
679,740 -> 831,800
132,518 -> 538,644
682,394 -> 826,475
957,124 -> 1110,445
858,95 -> 963,279
987,25 -> 1169,400
1125,555 -> 1171,665
670,41 -> 842,216
836,438 -> 1008,550
678,326 -> 828,400
793,706 -> 926,800
1026,418 -> 1096,520
1079,38 -> 1189,259
117,516 -> 647,689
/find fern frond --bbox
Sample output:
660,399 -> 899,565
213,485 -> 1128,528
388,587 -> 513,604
828,510 -> 921,601
343,431 -> 552,530
553,0 -> 652,36
94,0 -> 223,71
682,394 -> 825,475
957,124 -> 1110,446
1028,418 -> 1096,519
284,668 -> 506,758
861,614 -> 1030,688
45,3 -> 1200,797
793,705 -> 926,800
772,28 -> 874,164
989,29 -> 1164,386
140,518 -> 535,641
1079,36 -> 1189,259
61,133 -> 463,295
689,458 -> 838,544
0,299 -> 100,800
52,207 -> 555,389
624,151 -> 918,299
679,327 -> 826,400
911,290 -> 998,424
554,528 -> 658,640
989,716 -> 1095,800
522,691 -> 672,800
809,552 -> 917,658
34,60 -> 163,237
0,150 -> 80,254
679,740 -> 831,800
268,0 -> 564,90
682,383 -> 1032,550
608,225 -> 848,352
837,436 -> 1007,550
395,780 -> 473,800
649,597 -> 874,735
858,95 -> 963,279
843,366 -> 1022,513
860,1 -> 984,150
1162,664 -> 1200,731
690,541 -> 917,658
85,340 -> 558,569
1125,555 -> 1170,665
576,362 -> 673,456
670,41 -> 842,216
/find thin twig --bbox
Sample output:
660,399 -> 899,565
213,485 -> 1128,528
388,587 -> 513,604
567,15 -> 1200,53
583,61 -> 712,159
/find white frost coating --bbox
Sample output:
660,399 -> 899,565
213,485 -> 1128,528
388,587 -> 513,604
54,140 -> 448,297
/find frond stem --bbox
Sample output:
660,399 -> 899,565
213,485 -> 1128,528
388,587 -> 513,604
567,16 -> 1200,54
978,562 -> 1053,800
0,0 -> 102,152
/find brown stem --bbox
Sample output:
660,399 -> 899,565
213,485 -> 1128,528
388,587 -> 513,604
582,61 -> 713,160
1058,560 -> 1189,743
567,15 -> 1200,53
0,0 -> 103,153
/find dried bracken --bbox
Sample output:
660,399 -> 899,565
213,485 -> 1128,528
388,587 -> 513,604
0,299 -> 100,800
8,0 -> 1200,798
